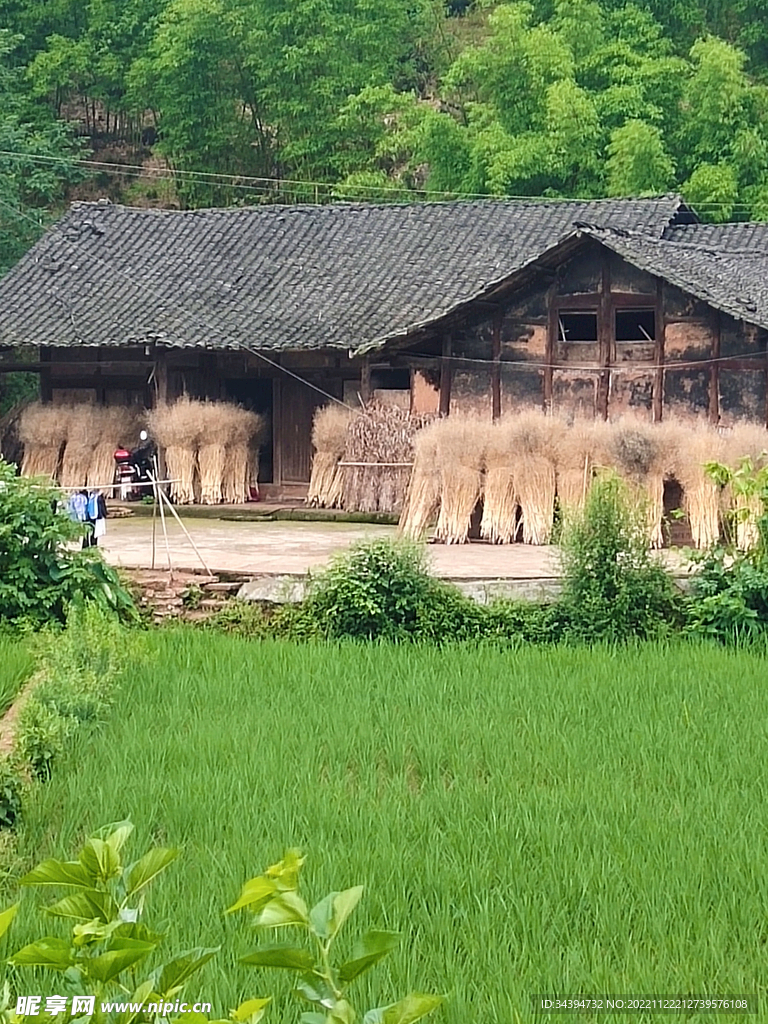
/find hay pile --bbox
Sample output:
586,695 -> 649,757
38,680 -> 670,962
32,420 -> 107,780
340,402 -> 430,514
506,411 -> 560,545
307,404 -> 352,508
197,403 -> 233,504
674,424 -> 725,549
434,415 -> 485,544
554,417 -> 605,512
148,398 -> 201,504
223,408 -> 265,503
724,423 -> 768,549
480,419 -> 517,544
605,419 -> 668,548
399,422 -> 441,538
19,403 -> 70,479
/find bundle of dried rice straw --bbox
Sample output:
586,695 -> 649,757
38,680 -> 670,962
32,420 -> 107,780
19,403 -> 70,479
59,404 -> 98,489
197,402 -> 234,504
604,418 -> 668,548
223,408 -> 265,503
399,421 -> 441,538
554,417 -> 604,512
89,407 -> 143,489
674,423 -> 725,549
434,415 -> 485,544
480,419 -> 517,544
148,398 -> 201,504
307,404 -> 351,507
724,422 -> 768,550
506,410 -> 560,545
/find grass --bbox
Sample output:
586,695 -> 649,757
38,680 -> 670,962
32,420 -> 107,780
6,633 -> 768,1023
0,638 -> 34,717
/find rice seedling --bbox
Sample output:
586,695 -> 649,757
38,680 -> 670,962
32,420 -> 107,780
506,410 -> 560,545
398,421 -> 441,538
12,633 -> 768,1023
308,404 -> 352,508
148,398 -> 201,504
723,422 -> 768,550
0,637 -> 33,717
604,417 -> 668,548
479,419 -> 517,544
433,415 -> 485,544
18,403 -> 71,479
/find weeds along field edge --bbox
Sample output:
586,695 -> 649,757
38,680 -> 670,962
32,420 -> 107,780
6,631 -> 768,1023
0,638 -> 34,717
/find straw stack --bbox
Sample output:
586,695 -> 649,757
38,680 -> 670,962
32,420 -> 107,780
399,421 -> 441,538
480,419 -> 517,544
674,424 -> 725,549
605,419 -> 667,548
506,410 -> 560,545
197,402 -> 234,504
89,407 -> 143,488
434,415 -> 485,544
554,418 -> 604,512
341,402 -> 427,514
148,398 -> 201,504
724,422 -> 768,549
59,405 -> 99,489
223,408 -> 265,503
18,403 -> 70,479
307,404 -> 352,507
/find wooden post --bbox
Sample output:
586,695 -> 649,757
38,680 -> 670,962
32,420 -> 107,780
597,260 -> 611,421
360,357 -> 372,404
491,312 -> 502,420
653,278 -> 665,423
544,282 -> 558,413
439,335 -> 452,416
153,346 -> 168,407
709,308 -> 721,426
40,348 -> 52,403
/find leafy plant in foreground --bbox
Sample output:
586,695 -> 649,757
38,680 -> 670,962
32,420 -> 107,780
229,850 -> 442,1024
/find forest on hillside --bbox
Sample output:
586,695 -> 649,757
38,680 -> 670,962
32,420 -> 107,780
2,0 -> 768,273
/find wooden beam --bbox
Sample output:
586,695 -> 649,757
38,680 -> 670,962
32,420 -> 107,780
709,308 -> 721,425
0,363 -> 43,373
360,358 -> 371,404
272,377 -> 283,487
544,281 -> 558,413
597,259 -> 611,420
40,349 -> 52,403
491,312 -> 501,421
653,278 -> 665,423
153,347 -> 168,407
439,335 -> 452,416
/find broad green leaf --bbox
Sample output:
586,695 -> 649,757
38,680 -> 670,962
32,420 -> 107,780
20,859 -> 94,888
330,1001 -> 354,1024
300,1014 -> 327,1024
80,838 -> 121,882
296,975 -> 334,1007
46,889 -> 117,923
339,931 -> 400,983
226,876 -> 277,914
240,946 -> 315,971
113,921 -> 165,945
93,820 -> 134,859
126,848 -> 179,896
87,943 -> 155,983
230,998 -> 271,1024
117,980 -> 155,1024
255,891 -> 309,929
9,937 -> 73,970
363,994 -> 443,1024
151,947 -> 219,998
265,849 -> 305,891
309,887 -> 362,941
0,903 -> 18,941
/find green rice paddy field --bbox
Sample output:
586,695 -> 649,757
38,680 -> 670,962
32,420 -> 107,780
7,633 -> 768,1022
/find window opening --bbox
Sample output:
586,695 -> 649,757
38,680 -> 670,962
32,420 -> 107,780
615,308 -> 656,343
558,311 -> 598,343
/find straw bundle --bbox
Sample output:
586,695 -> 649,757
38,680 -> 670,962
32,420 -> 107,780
724,422 -> 768,549
89,407 -> 143,488
553,418 -> 603,512
674,424 -> 725,549
197,402 -> 234,504
18,403 -> 70,479
307,404 -> 352,507
480,419 -> 517,544
434,415 -> 485,544
223,408 -> 265,503
58,405 -> 99,489
604,419 -> 667,548
399,422 -> 441,538
148,398 -> 201,504
506,410 -> 560,545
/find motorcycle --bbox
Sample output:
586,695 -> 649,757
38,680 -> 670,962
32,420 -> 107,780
114,431 -> 157,500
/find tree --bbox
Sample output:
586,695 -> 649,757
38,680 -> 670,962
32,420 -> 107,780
606,120 -> 675,196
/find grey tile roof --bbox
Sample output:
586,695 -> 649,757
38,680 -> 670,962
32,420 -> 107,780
663,221 -> 768,250
0,195 -> 686,353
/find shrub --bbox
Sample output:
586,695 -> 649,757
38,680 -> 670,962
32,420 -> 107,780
0,758 -> 23,828
559,473 -> 681,642
0,459 -> 138,628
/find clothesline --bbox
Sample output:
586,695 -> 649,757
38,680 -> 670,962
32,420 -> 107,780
42,478 -> 179,491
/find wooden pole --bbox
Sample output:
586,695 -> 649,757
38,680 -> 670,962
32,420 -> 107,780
152,461 -> 173,577
149,468 -> 214,577
439,335 -> 452,416
653,278 -> 666,423
491,312 -> 502,421
709,308 -> 721,426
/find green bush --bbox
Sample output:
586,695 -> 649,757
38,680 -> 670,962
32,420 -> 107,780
0,459 -> 138,628
0,758 -> 23,828
559,474 -> 681,642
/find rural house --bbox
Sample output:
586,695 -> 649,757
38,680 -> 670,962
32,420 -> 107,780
0,194 -> 767,496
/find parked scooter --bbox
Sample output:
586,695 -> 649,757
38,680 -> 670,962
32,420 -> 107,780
114,431 -> 157,500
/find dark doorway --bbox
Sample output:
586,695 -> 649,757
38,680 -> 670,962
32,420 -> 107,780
225,378 -> 274,483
